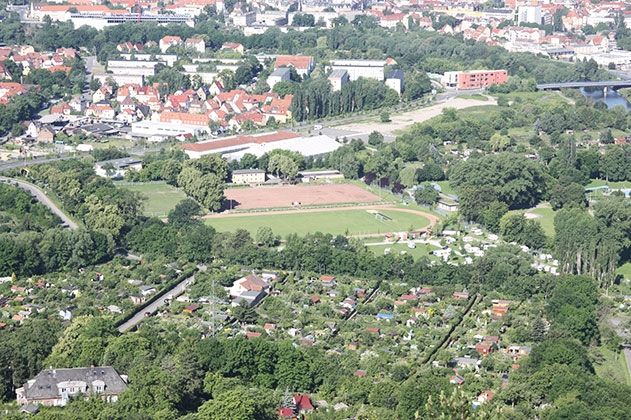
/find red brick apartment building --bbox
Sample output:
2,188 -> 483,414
442,69 -> 509,90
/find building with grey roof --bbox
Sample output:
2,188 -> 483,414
386,69 -> 405,95
328,69 -> 349,91
94,157 -> 143,179
17,366 -> 128,407
267,67 -> 291,89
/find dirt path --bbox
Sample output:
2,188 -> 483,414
203,204 -> 440,227
334,96 -> 496,135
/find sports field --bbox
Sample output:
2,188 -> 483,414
205,208 -> 431,237
116,181 -> 187,217
225,184 -> 380,210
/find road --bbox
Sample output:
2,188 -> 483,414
0,176 -> 78,229
117,274 -> 196,333
0,155 -> 79,173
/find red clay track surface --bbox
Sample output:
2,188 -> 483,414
224,184 -> 380,210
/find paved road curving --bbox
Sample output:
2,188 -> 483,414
117,275 -> 195,333
0,176 -> 78,229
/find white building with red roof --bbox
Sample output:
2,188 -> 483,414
185,38 -> 206,54
182,131 -> 341,160
274,55 -> 315,77
159,36 -> 183,53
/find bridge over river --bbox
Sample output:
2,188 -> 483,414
537,80 -> 631,90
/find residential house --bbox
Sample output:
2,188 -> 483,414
221,42 -> 245,55
450,374 -> 465,385
320,275 -> 336,286
228,274 -> 270,297
16,367 -> 128,407
475,340 -> 495,357
92,86 -> 112,103
116,42 -> 143,53
453,291 -> 469,300
274,55 -> 315,77
50,102 -> 72,115
267,67 -> 291,89
37,125 -> 56,143
86,103 -> 115,120
159,36 -> 183,53
183,304 -> 200,314
449,357 -> 480,370
185,37 -> 205,53
506,345 -> 531,361
129,295 -> 145,305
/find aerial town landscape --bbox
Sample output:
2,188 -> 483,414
0,0 -> 631,418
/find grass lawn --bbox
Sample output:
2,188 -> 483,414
88,138 -> 135,150
364,241 -> 439,260
618,262 -> 631,281
116,181 -> 187,217
510,204 -> 556,237
593,347 -> 631,386
586,179 -> 631,189
458,94 -> 489,101
205,209 -> 430,237
434,180 -> 457,197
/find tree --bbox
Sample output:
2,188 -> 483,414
292,13 -> 315,27
232,304 -> 257,324
450,153 -> 546,220
599,129 -> 614,144
600,146 -> 629,182
368,131 -> 384,146
499,213 -> 547,249
481,201 -> 510,233
168,198 -> 202,227
268,154 -> 299,180
45,316 -> 116,368
197,387 -> 276,420
380,111 -> 391,123
414,184 -> 439,206
256,226 -> 277,247
417,162 -> 445,182
549,182 -> 587,210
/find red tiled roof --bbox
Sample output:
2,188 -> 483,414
160,111 -> 209,126
275,55 -> 313,70
239,274 -> 268,292
182,131 -> 299,153
293,394 -> 314,411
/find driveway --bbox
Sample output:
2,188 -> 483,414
117,274 -> 195,333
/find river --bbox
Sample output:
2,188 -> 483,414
579,86 -> 631,110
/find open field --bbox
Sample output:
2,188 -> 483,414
593,347 -> 631,386
116,181 -> 187,217
333,96 -> 496,135
224,183 -> 380,210
205,207 -> 432,237
511,203 -> 556,237
618,263 -> 631,281
364,241 -> 440,260
434,180 -> 457,197
587,179 -> 631,189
